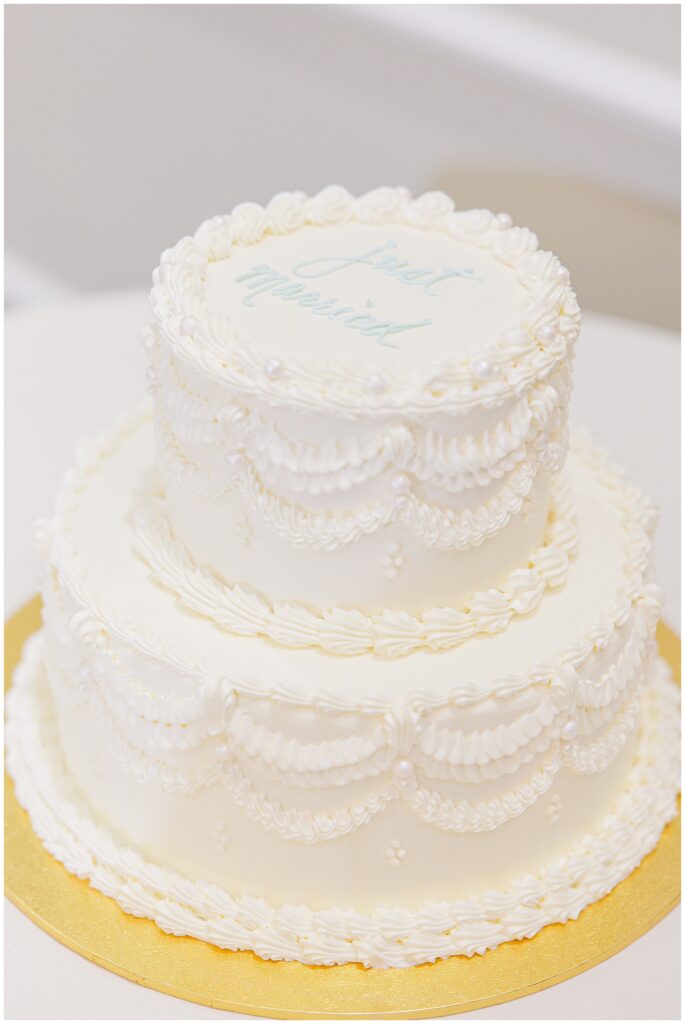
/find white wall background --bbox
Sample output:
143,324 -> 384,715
5,4 -> 680,311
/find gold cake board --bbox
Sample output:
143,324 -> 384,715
5,596 -> 681,1019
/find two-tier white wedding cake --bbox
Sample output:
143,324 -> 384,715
7,187 -> 679,968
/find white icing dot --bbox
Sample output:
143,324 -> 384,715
365,372 -> 387,393
225,449 -> 244,471
393,759 -> 414,780
263,357 -> 284,379
179,316 -> 196,336
561,719 -> 579,742
32,519 -> 52,554
546,794 -> 563,824
385,838 -> 407,866
141,329 -> 157,353
391,473 -> 410,494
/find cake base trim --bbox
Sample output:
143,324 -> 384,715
7,632 -> 679,970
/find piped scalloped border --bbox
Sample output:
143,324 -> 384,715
148,186 -> 581,416
6,643 -> 680,969
130,471 -> 578,657
38,405 -> 662,714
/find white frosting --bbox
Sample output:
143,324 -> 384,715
7,642 -> 679,968
42,410 -> 660,710
205,222 -> 527,367
150,187 -> 579,414
6,403 -> 675,958
7,188 -> 678,971
145,188 -> 578,615
131,469 -> 577,657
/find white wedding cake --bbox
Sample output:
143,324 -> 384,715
7,187 -> 679,969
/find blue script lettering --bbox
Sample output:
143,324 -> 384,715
234,264 -> 432,347
292,241 -> 479,296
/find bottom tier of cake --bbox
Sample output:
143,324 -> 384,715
7,643 -> 679,968
5,409 -> 681,968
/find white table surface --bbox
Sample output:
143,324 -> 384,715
5,292 -> 681,1019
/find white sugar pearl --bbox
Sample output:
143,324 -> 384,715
537,324 -> 557,343
553,265 -> 570,282
215,744 -> 231,762
179,316 -> 196,336
561,719 -> 578,742
263,357 -> 284,379
145,366 -> 158,383
141,329 -> 157,353
32,519 -> 52,554
394,494 -> 409,510
496,212 -> 513,228
225,449 -> 244,470
388,542 -> 401,556
472,359 -> 494,380
393,759 -> 414,780
366,372 -> 387,393
391,473 -> 410,494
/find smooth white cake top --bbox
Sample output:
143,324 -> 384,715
150,187 -> 580,414
205,222 -> 527,368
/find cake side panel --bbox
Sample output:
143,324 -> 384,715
8,622 -> 678,969
45,657 -> 645,911
38,546 -> 661,912
146,322 -> 571,616
159,452 -> 552,616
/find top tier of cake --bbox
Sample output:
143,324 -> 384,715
143,188 -> 580,641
